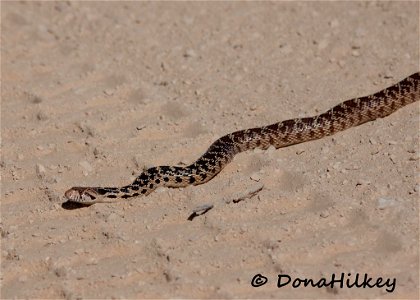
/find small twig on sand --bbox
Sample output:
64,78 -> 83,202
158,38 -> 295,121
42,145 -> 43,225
229,183 -> 264,204
188,204 -> 214,221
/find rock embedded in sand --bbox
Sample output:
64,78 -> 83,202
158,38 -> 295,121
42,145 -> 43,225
36,164 -> 46,177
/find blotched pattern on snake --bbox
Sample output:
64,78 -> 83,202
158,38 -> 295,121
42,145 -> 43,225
65,72 -> 420,204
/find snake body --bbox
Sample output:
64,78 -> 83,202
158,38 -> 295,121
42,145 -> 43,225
65,73 -> 420,204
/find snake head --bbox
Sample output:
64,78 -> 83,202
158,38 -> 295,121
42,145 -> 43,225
64,187 -> 101,205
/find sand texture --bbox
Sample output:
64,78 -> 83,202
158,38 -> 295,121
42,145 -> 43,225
1,1 -> 419,299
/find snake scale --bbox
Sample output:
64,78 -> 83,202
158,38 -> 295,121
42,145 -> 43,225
65,73 -> 420,204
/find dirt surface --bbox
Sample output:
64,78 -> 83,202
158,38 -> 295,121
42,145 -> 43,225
1,1 -> 419,299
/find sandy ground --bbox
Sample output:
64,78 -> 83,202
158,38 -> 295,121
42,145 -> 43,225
1,1 -> 419,299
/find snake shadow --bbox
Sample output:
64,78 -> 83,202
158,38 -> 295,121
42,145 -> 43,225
61,201 -> 91,210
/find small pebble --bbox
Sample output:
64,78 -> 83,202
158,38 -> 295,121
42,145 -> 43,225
36,111 -> 48,121
29,94 -> 43,103
93,147 -> 102,157
377,197 -> 397,209
249,104 -> 258,111
383,71 -> 393,79
36,164 -> 46,177
408,153 -> 419,161
104,88 -> 114,96
356,179 -> 371,186
337,60 -> 346,68
184,49 -> 196,58
332,162 -> 341,170
320,211 -> 329,218
250,172 -> 261,182
54,266 -> 68,278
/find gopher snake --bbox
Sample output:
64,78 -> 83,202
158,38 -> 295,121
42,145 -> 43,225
65,73 -> 419,204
